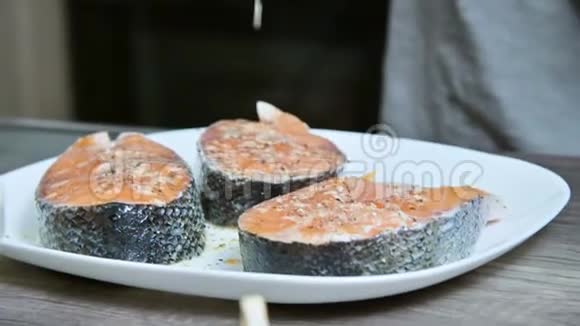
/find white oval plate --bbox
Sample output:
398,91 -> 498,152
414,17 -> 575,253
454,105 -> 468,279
0,128 -> 570,303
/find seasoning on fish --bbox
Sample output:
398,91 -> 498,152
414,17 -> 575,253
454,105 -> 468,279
238,177 -> 504,276
197,101 -> 346,225
36,132 -> 205,264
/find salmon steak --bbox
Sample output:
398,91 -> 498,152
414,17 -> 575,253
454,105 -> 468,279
238,177 -> 502,276
36,132 -> 205,264
197,102 -> 346,225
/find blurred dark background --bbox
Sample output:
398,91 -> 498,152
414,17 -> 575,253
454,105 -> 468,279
66,0 -> 388,131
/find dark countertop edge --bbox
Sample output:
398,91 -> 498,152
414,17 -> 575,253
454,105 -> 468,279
1,118 -> 579,162
0,118 -> 163,134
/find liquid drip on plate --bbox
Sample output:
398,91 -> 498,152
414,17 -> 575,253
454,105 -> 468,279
172,224 -> 242,271
253,0 -> 263,30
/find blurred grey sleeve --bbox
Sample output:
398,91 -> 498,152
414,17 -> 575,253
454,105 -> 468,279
380,0 -> 580,155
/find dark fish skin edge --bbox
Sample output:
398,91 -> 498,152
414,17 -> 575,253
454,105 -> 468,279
239,197 -> 485,276
36,181 -> 206,264
197,145 -> 345,226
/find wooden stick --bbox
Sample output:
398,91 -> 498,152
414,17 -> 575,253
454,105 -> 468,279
240,295 -> 270,326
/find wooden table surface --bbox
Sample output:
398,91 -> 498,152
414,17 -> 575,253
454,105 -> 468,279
0,120 -> 578,326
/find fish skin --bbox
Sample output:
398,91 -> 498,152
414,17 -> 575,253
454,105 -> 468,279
197,145 -> 343,226
239,197 -> 486,276
36,181 -> 206,264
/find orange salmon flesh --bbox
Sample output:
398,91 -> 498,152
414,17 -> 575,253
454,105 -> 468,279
36,132 -> 191,207
199,106 -> 345,179
238,177 -> 488,245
